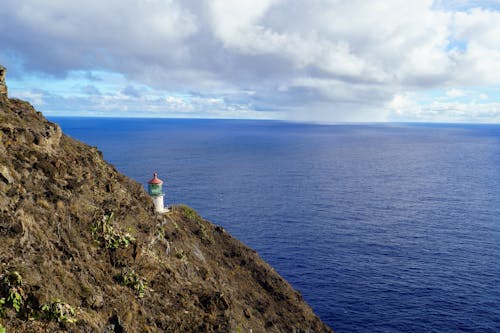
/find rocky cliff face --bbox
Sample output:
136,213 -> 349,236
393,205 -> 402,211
0,73 -> 333,332
0,66 -> 7,97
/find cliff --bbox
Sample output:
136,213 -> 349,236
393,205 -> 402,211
0,72 -> 333,332
0,66 -> 7,97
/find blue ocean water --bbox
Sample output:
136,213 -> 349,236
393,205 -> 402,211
52,118 -> 500,333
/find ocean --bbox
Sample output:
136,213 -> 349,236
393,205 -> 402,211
52,117 -> 500,332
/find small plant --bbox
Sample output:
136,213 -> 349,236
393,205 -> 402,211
172,220 -> 179,230
0,298 -> 5,317
2,271 -> 21,286
197,220 -> 214,244
91,213 -> 136,250
178,205 -> 214,243
41,298 -> 77,324
0,325 -> 5,333
116,269 -> 147,298
1,271 -> 24,313
175,248 -> 187,260
155,225 -> 165,240
165,214 -> 179,230
7,289 -> 22,313
198,222 -> 207,238
179,205 -> 199,222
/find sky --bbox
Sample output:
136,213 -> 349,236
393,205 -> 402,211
2,0 -> 500,122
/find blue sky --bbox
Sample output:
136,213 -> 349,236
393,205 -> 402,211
2,0 -> 500,122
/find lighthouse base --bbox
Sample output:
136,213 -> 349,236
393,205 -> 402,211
152,195 -> 169,213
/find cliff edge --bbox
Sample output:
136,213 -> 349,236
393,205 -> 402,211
0,65 -> 7,97
0,70 -> 333,332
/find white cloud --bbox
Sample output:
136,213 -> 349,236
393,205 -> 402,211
387,93 -> 500,122
8,74 -> 279,119
446,88 -> 466,97
452,8 -> 500,50
1,0 -> 500,121
11,90 -> 46,106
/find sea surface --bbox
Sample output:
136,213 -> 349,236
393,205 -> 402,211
52,118 -> 500,333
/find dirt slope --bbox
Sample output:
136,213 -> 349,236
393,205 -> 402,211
0,88 -> 333,332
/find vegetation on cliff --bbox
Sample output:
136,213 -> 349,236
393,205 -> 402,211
0,80 -> 332,332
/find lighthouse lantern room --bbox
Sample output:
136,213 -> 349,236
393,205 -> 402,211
148,172 -> 168,213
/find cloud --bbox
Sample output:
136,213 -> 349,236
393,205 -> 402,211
81,85 -> 101,96
446,88 -> 466,97
388,92 -> 500,122
433,0 -> 500,11
1,0 -> 500,121
121,85 -> 142,98
12,90 -> 46,106
8,76 -> 280,119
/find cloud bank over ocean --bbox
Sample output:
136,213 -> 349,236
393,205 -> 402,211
2,0 -> 500,122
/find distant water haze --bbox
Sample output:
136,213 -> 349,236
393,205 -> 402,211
53,118 -> 500,332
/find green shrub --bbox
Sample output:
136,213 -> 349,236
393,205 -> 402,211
3,272 -> 21,286
0,272 -> 77,326
175,248 -> 187,260
197,221 -> 214,244
116,269 -> 147,298
0,298 -> 5,317
6,289 -> 22,313
1,271 -> 24,313
156,225 -> 165,240
178,205 -> 213,243
91,213 -> 136,250
179,205 -> 199,222
172,220 -> 179,230
41,298 -> 77,324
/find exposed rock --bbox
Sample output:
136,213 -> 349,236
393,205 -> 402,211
0,165 -> 13,184
0,66 -> 333,332
0,65 -> 7,97
89,294 -> 105,309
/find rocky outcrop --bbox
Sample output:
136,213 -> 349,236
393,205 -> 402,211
0,66 -> 7,97
0,67 -> 333,332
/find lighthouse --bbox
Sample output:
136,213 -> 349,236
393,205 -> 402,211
148,172 -> 168,213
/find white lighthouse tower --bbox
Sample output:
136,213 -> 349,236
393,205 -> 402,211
148,172 -> 168,213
